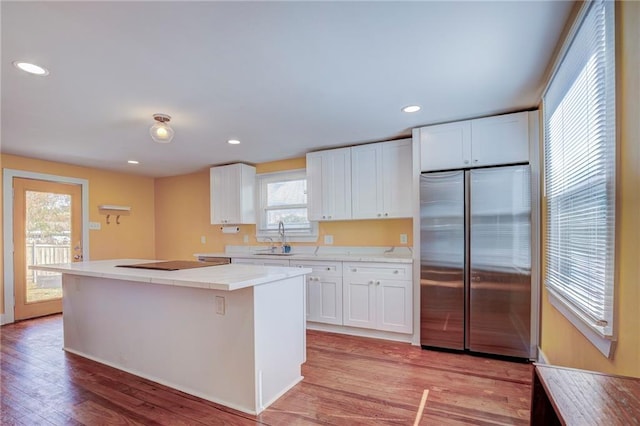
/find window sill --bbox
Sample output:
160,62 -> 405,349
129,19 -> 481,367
547,288 -> 616,358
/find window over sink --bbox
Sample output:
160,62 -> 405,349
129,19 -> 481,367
256,169 -> 318,242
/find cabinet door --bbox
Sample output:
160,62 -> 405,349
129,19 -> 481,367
307,275 -> 343,325
381,139 -> 412,218
342,277 -> 376,329
210,164 -> 254,224
306,152 -> 324,221
307,148 -> 352,221
324,148 -> 352,220
351,143 -> 383,219
210,167 -> 231,224
420,121 -> 471,171
377,279 -> 412,333
470,111 -> 529,167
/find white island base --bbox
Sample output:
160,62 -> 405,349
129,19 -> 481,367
53,260 -> 308,415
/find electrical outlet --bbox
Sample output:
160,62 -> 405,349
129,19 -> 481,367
243,234 -> 249,243
400,234 -> 408,244
200,235 -> 206,244
215,296 -> 225,315
324,235 -> 334,245
89,222 -> 101,230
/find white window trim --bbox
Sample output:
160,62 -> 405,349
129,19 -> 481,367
542,0 -> 616,358
255,169 -> 318,243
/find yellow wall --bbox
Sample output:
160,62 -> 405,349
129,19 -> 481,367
155,157 -> 412,260
0,155 -> 3,313
539,1 -> 640,377
2,155 -> 156,260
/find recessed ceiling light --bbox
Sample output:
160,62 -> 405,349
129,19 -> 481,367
228,139 -> 241,145
13,61 -> 49,76
127,160 -> 139,164
402,105 -> 421,113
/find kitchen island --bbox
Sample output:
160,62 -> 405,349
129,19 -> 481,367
31,259 -> 311,415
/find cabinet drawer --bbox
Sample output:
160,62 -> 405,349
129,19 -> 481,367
290,260 -> 342,276
343,263 -> 411,279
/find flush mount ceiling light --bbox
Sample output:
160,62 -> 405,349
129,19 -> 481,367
13,61 -> 49,76
149,113 -> 174,143
127,160 -> 139,164
402,105 -> 421,113
227,139 -> 241,145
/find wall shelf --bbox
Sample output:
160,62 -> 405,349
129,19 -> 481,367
99,205 -> 131,224
98,205 -> 131,211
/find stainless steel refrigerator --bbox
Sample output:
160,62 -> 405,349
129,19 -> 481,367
420,165 -> 532,358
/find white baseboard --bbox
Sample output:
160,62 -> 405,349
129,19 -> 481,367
537,347 -> 549,364
307,322 -> 413,343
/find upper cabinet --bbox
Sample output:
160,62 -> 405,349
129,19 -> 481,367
307,147 -> 352,221
351,139 -> 412,219
419,111 -> 530,172
210,163 -> 255,225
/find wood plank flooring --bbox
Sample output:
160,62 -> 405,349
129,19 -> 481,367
1,315 -> 532,425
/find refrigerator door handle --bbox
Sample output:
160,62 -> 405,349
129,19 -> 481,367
464,170 -> 471,350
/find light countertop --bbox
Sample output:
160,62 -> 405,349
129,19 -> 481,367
195,246 -> 414,264
31,259 -> 311,291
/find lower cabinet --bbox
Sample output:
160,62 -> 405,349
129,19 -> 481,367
290,260 -> 342,325
343,263 -> 413,334
232,257 -> 413,335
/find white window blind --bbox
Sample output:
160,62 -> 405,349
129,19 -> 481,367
543,0 -> 615,350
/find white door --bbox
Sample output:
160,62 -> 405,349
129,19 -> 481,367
470,111 -> 529,167
342,277 -> 376,329
305,152 -> 325,221
13,178 -> 83,320
381,139 -> 412,218
323,148 -> 352,221
420,121 -> 471,171
351,143 -> 382,219
377,279 -> 412,333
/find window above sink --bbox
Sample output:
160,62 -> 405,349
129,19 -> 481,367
255,169 -> 319,243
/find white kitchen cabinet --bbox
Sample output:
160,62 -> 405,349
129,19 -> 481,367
470,111 -> 529,167
210,163 -> 255,225
306,148 -> 352,221
351,139 -> 412,219
291,260 -> 343,325
419,111 -> 530,171
420,121 -> 472,171
342,262 -> 412,333
231,258 -> 291,267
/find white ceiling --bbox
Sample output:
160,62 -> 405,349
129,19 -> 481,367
1,1 -> 574,177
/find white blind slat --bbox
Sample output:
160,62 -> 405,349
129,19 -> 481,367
542,0 -> 615,337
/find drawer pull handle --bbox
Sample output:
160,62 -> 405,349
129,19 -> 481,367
394,270 -> 399,274
376,281 -> 381,285
326,267 -> 331,271
352,268 -> 357,272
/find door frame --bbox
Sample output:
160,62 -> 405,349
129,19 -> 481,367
2,169 -> 89,325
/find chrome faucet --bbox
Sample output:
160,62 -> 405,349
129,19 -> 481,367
278,221 -> 286,249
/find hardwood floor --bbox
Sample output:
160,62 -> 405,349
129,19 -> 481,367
1,315 -> 532,425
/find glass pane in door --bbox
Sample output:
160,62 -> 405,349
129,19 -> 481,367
24,190 -> 72,303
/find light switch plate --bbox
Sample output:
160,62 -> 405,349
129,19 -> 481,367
200,235 -> 206,244
324,235 -> 334,245
89,222 -> 101,230
400,234 -> 408,244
